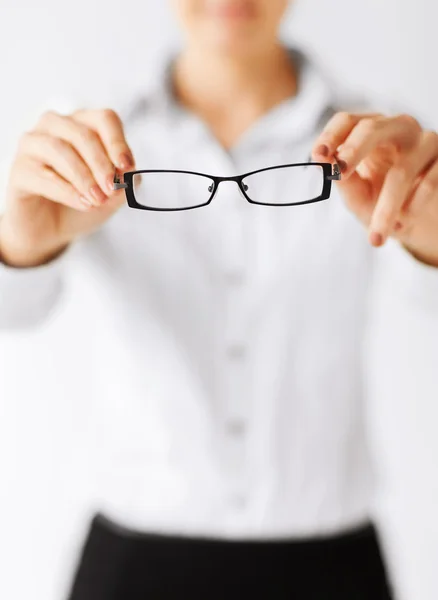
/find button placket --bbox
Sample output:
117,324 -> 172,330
221,199 -> 248,420
217,188 -> 251,512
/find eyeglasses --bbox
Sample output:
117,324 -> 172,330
113,162 -> 341,211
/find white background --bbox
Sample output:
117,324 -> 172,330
0,1 -> 437,599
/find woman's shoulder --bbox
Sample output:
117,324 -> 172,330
300,44 -> 425,125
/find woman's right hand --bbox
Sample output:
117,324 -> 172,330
0,108 -> 135,267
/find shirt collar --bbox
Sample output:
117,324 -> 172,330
125,44 -> 338,146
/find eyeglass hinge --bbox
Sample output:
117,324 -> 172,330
113,174 -> 128,190
326,164 -> 341,180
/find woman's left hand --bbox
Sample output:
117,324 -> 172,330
312,111 -> 438,267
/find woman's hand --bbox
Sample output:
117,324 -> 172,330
311,111 -> 438,267
0,108 -> 135,267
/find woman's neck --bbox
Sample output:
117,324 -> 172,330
171,42 -> 298,149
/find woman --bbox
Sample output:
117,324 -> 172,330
1,1 -> 438,598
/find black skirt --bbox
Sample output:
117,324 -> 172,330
66,512 -> 393,600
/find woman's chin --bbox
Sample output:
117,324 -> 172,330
201,31 -> 260,58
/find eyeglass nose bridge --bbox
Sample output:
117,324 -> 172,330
209,176 -> 249,199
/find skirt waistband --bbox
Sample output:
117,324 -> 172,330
67,511 -> 393,600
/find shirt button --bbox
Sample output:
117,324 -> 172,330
225,419 -> 246,436
230,494 -> 247,510
225,270 -> 245,286
226,343 -> 246,360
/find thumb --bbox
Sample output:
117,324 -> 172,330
335,168 -> 375,228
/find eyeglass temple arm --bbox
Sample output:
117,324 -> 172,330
113,172 -> 128,190
306,154 -> 341,181
326,163 -> 341,180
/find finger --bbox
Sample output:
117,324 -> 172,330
10,155 -> 96,212
35,110 -> 115,198
311,111 -> 381,163
403,153 -> 438,221
19,131 -> 107,207
368,130 -> 438,245
333,169 -> 374,226
336,114 -> 422,178
72,108 -> 135,172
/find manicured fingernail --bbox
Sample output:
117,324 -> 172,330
89,184 -> 107,205
370,231 -> 384,246
107,173 -> 116,194
316,144 -> 329,157
118,153 -> 133,170
79,196 -> 93,211
338,159 -> 348,173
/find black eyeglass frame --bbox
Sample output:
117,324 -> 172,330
113,162 -> 341,212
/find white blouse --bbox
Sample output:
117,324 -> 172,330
1,45 -> 438,542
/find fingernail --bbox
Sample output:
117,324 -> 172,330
338,159 -> 348,173
370,231 -> 384,246
107,173 -> 116,194
89,184 -> 107,205
316,144 -> 329,157
79,196 -> 93,211
118,153 -> 133,170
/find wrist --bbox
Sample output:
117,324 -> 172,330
0,218 -> 69,268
